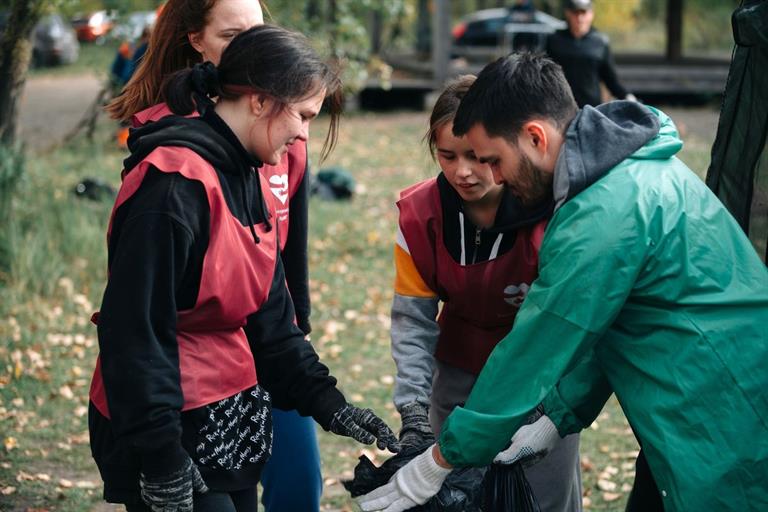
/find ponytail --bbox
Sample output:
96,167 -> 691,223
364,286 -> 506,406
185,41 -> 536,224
163,61 -> 221,116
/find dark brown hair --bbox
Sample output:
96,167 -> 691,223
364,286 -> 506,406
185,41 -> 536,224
164,25 -> 343,161
453,53 -> 577,141
106,0 -> 265,121
425,75 -> 476,159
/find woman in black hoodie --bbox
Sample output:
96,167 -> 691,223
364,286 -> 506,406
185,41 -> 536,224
88,25 -> 398,512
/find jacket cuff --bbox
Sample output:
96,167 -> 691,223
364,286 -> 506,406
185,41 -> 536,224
311,387 -> 347,430
139,439 -> 189,478
541,386 -> 586,437
297,316 -> 312,336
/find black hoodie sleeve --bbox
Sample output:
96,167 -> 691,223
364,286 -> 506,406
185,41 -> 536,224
244,256 -> 346,428
281,160 -> 311,335
599,44 -> 629,100
97,168 -> 208,477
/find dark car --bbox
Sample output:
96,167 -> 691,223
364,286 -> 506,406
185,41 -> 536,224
0,12 -> 79,67
452,7 -> 565,61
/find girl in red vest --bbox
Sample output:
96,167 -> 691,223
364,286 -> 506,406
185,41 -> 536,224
391,76 -> 582,511
89,25 -> 398,512
105,2 -> 322,510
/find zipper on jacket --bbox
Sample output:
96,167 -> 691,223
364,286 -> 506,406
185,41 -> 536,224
471,227 -> 481,264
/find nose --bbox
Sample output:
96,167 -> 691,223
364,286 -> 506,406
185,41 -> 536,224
490,167 -> 504,185
456,162 -> 473,178
297,121 -> 310,142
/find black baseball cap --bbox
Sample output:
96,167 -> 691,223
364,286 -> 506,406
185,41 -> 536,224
566,0 -> 593,10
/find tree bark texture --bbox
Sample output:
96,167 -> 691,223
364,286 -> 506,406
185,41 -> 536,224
0,0 -> 46,146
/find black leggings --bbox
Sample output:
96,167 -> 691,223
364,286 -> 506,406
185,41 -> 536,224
625,449 -> 664,512
125,487 -> 257,512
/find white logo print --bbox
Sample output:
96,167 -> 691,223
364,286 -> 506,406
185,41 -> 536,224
503,283 -> 531,308
269,174 -> 289,205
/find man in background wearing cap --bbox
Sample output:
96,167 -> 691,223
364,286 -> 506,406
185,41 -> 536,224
546,0 -> 636,107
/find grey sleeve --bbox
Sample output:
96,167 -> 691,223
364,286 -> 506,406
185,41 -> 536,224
390,292 -> 440,411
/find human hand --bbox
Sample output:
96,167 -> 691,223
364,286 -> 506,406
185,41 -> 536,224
357,444 -> 451,512
398,402 -> 435,450
329,403 -> 401,453
493,415 -> 560,467
139,457 -> 208,512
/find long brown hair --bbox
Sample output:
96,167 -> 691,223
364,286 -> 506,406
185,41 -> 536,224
106,0 -> 265,121
164,25 -> 343,162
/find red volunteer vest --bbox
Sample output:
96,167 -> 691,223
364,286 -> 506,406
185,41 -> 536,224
131,103 -> 306,250
397,178 -> 547,375
89,145 -> 279,416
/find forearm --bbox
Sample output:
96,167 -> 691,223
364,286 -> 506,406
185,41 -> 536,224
542,350 -> 613,436
98,214 -> 193,470
246,259 -> 346,427
391,293 -> 440,410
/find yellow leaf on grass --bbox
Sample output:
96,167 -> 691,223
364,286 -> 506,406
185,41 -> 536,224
0,486 -> 16,495
602,492 -> 621,502
4,436 -> 17,451
597,479 -> 617,492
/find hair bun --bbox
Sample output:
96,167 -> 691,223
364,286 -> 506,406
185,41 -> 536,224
190,61 -> 221,98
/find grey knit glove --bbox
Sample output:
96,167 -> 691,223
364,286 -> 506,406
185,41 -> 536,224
398,402 -> 435,449
329,403 -> 401,453
139,457 -> 208,512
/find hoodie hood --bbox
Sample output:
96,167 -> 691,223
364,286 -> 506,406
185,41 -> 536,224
553,101 -> 669,210
123,114 -> 255,177
122,113 -> 271,243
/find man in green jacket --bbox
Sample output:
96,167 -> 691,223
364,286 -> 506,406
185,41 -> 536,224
358,53 -> 768,512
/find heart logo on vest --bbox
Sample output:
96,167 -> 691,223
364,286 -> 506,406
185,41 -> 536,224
269,174 -> 289,205
503,283 -> 530,308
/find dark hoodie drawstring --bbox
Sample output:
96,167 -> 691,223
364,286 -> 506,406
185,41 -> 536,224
241,165 -> 273,245
242,171 -> 260,244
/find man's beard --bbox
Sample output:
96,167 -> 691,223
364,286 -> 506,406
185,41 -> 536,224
517,153 -> 553,206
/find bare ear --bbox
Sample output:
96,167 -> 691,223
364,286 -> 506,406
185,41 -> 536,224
522,121 -> 549,156
249,94 -> 270,117
188,32 -> 205,56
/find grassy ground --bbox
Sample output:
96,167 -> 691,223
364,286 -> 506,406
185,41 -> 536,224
0,103 -> 715,511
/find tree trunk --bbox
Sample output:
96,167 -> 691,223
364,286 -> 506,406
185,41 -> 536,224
432,0 -> 451,87
666,0 -> 684,61
371,8 -> 383,55
416,0 -> 431,56
328,0 -> 338,57
0,0 -> 46,146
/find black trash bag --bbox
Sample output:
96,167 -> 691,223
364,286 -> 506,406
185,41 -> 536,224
482,462 -> 541,512
73,178 -> 116,202
343,442 -> 487,512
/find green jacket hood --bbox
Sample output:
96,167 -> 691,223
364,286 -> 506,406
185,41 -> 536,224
553,102 -> 667,209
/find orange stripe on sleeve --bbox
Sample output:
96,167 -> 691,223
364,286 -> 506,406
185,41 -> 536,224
394,244 -> 436,298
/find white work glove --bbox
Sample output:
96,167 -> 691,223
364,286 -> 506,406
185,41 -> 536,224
357,444 -> 452,512
493,415 -> 560,467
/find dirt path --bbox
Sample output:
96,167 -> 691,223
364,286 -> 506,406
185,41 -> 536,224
18,73 -> 104,151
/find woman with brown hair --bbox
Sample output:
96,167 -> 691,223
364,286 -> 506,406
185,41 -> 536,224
105,2 -> 323,510
89,25 -> 399,512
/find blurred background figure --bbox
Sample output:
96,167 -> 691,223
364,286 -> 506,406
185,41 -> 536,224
545,0 -> 636,107
109,6 -> 159,148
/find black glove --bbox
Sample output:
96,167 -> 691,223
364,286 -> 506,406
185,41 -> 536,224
398,402 -> 435,449
139,457 -> 208,512
328,403 -> 401,453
